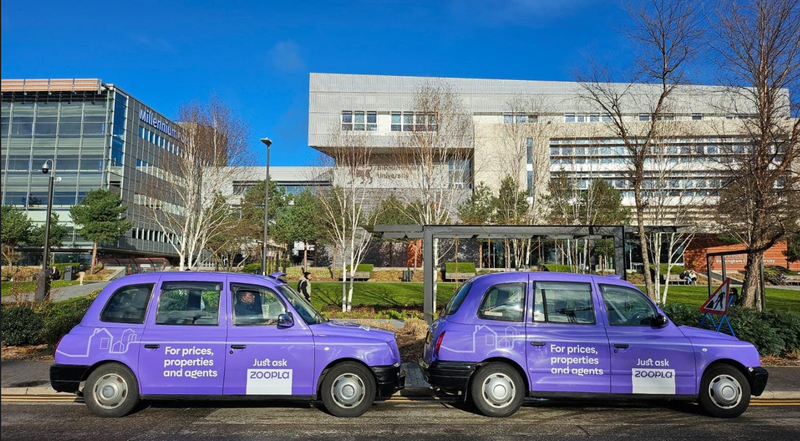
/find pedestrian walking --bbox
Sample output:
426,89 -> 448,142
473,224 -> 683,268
298,270 -> 312,301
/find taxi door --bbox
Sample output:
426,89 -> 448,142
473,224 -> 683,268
598,283 -> 696,396
137,274 -> 228,395
525,277 -> 611,394
223,276 -> 315,397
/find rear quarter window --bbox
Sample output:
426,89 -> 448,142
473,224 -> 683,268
443,281 -> 473,316
478,283 -> 526,322
100,283 -> 154,324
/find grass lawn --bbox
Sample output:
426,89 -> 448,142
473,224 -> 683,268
308,281 -> 799,314
312,282 -> 459,311
640,285 -> 800,313
1,280 -> 81,297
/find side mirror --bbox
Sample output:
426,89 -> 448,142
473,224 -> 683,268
277,313 -> 294,329
655,314 -> 669,328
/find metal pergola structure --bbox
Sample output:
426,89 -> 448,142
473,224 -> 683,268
371,224 -> 634,323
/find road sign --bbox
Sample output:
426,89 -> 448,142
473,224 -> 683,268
700,278 -> 730,315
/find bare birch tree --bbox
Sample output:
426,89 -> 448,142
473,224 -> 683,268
317,129 -> 374,312
578,0 -> 702,300
143,96 -> 252,270
710,0 -> 800,309
644,131 -> 702,303
393,81 -> 474,310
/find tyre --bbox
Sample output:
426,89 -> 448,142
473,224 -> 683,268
470,362 -> 524,417
320,362 -> 376,417
84,363 -> 140,418
699,364 -> 751,418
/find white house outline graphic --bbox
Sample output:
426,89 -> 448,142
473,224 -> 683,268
441,325 -> 524,354
56,328 -> 138,358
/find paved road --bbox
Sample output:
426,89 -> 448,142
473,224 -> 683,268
2,399 -> 799,441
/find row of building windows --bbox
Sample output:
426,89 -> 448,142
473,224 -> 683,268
131,227 -> 178,245
341,111 -> 377,131
504,114 -> 539,124
392,112 -> 436,132
133,192 -> 182,216
138,125 -> 182,156
135,158 -> 183,186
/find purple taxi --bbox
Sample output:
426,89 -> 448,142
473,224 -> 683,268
422,272 -> 768,418
50,272 -> 404,418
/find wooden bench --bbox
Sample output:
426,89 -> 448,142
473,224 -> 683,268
338,271 -> 371,281
784,275 -> 800,286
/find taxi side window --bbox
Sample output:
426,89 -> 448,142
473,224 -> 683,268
600,284 -> 658,326
155,281 -> 221,326
100,283 -> 154,324
533,282 -> 595,324
478,283 -> 525,322
232,283 -> 287,326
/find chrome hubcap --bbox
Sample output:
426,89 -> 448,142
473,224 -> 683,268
709,374 -> 742,409
482,373 -> 515,408
93,373 -> 128,410
331,373 -> 365,408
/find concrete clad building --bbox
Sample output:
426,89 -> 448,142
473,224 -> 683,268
308,73 -> 788,225
1,78 -> 186,263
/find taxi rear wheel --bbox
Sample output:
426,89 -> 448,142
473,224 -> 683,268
699,364 -> 751,418
470,362 -> 524,417
84,363 -> 140,418
320,362 -> 376,417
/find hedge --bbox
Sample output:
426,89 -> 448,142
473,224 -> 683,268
445,262 -> 476,274
661,303 -> 800,357
544,264 -> 573,272
346,264 -> 374,273
1,291 -> 100,347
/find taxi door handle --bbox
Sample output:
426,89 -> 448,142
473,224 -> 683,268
231,345 -> 247,349
614,344 -> 629,349
144,344 -> 159,349
529,341 -> 546,347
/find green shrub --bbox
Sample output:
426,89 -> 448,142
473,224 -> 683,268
1,305 -> 44,345
544,264 -> 573,272
445,262 -> 476,274
242,263 -> 261,274
650,264 -> 685,275
40,309 -> 84,347
661,303 -> 703,326
662,302 -> 800,357
346,264 -> 374,273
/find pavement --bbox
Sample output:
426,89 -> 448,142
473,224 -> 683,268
1,281 -> 109,304
2,358 -> 799,399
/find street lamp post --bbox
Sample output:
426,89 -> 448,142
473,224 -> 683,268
35,159 -> 57,302
260,137 -> 272,276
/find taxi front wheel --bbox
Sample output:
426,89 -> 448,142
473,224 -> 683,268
699,364 -> 751,418
470,362 -> 524,417
320,362 -> 376,417
84,363 -> 140,418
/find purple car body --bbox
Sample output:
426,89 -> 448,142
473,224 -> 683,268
50,272 -> 404,417
422,272 -> 768,418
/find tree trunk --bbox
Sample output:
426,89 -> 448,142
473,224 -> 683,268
741,251 -> 764,309
303,240 -> 308,270
479,241 -> 483,269
635,186 -> 656,300
90,240 -> 98,275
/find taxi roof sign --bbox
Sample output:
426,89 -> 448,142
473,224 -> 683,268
700,278 -> 731,315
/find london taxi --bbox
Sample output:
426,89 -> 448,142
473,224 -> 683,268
50,272 -> 404,417
422,272 -> 768,418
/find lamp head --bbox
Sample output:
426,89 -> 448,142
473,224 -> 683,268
41,161 -> 50,174
261,137 -> 272,148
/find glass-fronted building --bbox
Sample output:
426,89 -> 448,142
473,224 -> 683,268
1,78 -> 183,263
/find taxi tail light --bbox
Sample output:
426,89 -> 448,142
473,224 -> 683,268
54,336 -> 64,353
434,331 -> 446,358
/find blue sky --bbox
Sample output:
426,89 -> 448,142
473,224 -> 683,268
3,0 -> 693,166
